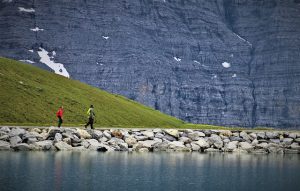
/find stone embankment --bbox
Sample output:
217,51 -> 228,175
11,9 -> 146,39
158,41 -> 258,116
0,127 -> 299,154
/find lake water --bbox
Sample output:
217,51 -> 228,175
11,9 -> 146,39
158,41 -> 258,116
0,152 -> 299,191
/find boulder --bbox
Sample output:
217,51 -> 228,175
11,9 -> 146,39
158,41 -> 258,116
153,142 -> 169,152
256,143 -> 269,149
288,133 -> 298,139
282,138 -> 293,145
195,138 -> 210,148
9,136 -> 22,146
190,143 -> 200,151
164,129 -> 179,138
76,128 -> 92,139
240,131 -> 251,142
9,128 -> 26,137
63,138 -> 72,145
229,136 -> 244,142
168,141 -> 191,152
54,133 -> 63,142
269,139 -> 280,144
219,130 -> 233,137
0,126 -> 10,133
111,130 -> 123,139
179,137 -> 191,143
135,135 -> 148,141
257,132 -> 266,139
34,140 -> 53,150
27,137 -> 38,144
266,132 -> 279,139
295,138 -> 300,143
208,134 -> 223,148
187,131 -> 205,141
12,143 -> 31,151
91,130 -> 103,139
31,128 -> 42,133
48,127 -> 63,137
0,135 -> 9,141
290,143 -> 300,150
142,131 -> 154,139
223,139 -> 230,144
99,136 -> 108,143
154,133 -> 165,139
54,141 -> 72,150
103,130 -> 112,139
0,140 -> 11,150
224,141 -> 238,152
22,132 -> 43,141
239,142 -> 253,151
139,140 -> 162,148
83,139 -> 113,151
249,133 -> 257,140
163,134 -> 177,141
251,139 -> 259,146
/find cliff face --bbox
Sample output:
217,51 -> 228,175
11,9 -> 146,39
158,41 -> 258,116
1,0 -> 300,128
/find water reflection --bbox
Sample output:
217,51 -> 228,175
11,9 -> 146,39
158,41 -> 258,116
0,152 -> 299,191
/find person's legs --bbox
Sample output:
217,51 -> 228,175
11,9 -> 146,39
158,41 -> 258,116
85,119 -> 90,128
90,118 -> 94,129
58,117 -> 62,127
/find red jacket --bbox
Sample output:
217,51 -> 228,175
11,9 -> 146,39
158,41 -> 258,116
56,108 -> 64,118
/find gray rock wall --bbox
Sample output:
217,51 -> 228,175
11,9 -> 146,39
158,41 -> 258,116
0,126 -> 299,154
0,0 -> 300,128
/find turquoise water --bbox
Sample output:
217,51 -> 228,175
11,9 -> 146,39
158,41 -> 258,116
0,152 -> 299,191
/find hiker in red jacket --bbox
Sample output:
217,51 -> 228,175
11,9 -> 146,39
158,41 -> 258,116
56,106 -> 64,127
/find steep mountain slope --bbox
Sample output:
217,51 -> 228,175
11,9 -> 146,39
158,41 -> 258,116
0,57 -> 184,127
0,0 -> 299,128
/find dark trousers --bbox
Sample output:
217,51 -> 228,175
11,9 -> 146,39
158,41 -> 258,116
85,117 -> 94,129
58,117 -> 63,127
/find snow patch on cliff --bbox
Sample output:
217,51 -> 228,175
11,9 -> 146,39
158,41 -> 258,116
102,36 -> 109,40
18,7 -> 35,13
222,62 -> 231,68
19,60 -> 35,64
30,27 -> 44,32
174,57 -> 181,62
28,50 -> 34,53
234,33 -> 252,46
232,73 -> 237,78
37,48 -> 70,78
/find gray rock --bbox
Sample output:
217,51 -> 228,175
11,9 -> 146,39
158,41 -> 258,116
22,132 -> 43,141
164,129 -> 179,138
257,132 -> 266,139
27,137 -> 38,144
190,143 -> 200,151
142,131 -> 154,139
282,138 -> 293,145
268,147 -> 284,154
266,132 -> 279,139
103,130 -> 112,139
256,143 -> 269,149
76,128 -> 92,139
9,128 -> 26,137
249,133 -> 257,140
295,138 -> 300,143
179,137 -> 191,143
91,130 -> 103,139
229,136 -> 244,142
125,136 -> 137,146
269,139 -> 280,144
135,135 -> 148,141
99,136 -> 108,143
195,138 -> 210,149
240,131 -> 251,142
54,133 -> 63,142
154,133 -> 165,139
55,141 -> 72,151
0,140 -> 11,150
34,140 -> 53,150
153,142 -> 169,152
168,141 -> 191,152
0,126 -> 10,133
31,128 -> 42,134
208,135 -> 223,149
187,131 -> 205,141
239,142 -> 253,151
224,141 -> 238,152
48,127 -> 63,137
288,133 -> 299,139
223,139 -> 230,144
0,135 -> 9,141
63,138 -> 71,145
12,143 -> 31,151
219,130 -> 233,137
251,139 -> 259,146
9,136 -> 22,146
290,143 -> 300,150
163,134 -> 177,141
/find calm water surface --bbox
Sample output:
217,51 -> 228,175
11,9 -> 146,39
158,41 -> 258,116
0,152 -> 299,191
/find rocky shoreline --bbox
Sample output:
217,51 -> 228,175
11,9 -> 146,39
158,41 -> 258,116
0,126 -> 299,154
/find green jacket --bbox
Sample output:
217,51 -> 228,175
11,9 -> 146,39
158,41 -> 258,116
87,108 -> 95,119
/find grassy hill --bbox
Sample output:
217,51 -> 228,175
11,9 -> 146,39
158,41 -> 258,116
0,57 -> 185,128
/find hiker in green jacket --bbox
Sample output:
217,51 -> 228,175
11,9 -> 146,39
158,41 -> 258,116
84,105 -> 95,129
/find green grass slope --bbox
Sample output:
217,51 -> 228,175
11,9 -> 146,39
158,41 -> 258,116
0,57 -> 185,128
